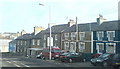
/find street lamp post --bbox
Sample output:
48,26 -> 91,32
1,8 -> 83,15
39,3 -> 52,60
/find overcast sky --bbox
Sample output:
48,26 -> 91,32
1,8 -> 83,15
0,0 -> 119,33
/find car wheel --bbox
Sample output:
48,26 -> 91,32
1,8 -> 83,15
92,63 -> 96,66
103,61 -> 108,67
41,56 -> 45,60
51,57 -> 55,60
69,59 -> 73,63
82,59 -> 86,62
113,65 -> 119,69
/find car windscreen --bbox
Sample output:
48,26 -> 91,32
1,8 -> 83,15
98,54 -> 110,58
52,49 -> 62,53
113,54 -> 120,59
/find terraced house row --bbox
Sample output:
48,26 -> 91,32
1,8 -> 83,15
9,15 -> 120,57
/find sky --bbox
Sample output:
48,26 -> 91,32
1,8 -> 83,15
0,0 -> 119,33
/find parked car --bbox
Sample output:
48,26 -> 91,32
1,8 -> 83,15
112,54 -> 120,68
36,53 -> 42,59
91,53 -> 101,59
90,53 -> 114,67
59,52 -> 86,63
41,47 -> 62,60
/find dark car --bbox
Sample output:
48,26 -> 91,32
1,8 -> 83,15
36,53 -> 42,59
112,54 -> 120,68
90,53 -> 114,66
59,52 -> 86,63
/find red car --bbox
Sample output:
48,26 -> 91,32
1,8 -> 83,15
41,47 -> 62,60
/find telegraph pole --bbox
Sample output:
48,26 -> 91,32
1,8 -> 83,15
76,17 -> 79,53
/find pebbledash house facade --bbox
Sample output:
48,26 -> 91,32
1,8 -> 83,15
93,20 -> 120,54
61,22 -> 98,53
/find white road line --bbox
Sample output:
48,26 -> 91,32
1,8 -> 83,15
14,64 -> 21,67
13,61 -> 17,62
6,61 -> 11,63
20,63 -> 30,67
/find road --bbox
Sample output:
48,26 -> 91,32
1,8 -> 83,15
1,56 -> 93,67
1,56 -> 116,69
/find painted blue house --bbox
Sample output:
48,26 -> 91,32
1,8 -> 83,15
93,20 -> 120,54
9,40 -> 16,53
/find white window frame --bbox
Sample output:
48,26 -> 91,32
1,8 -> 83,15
17,47 -> 19,52
24,47 -> 26,52
18,41 -> 19,45
21,40 -> 22,45
43,42 -> 46,48
44,35 -> 46,40
71,32 -> 76,40
55,34 -> 58,40
79,42 -> 85,52
96,43 -> 104,54
97,31 -> 104,41
64,42 -> 69,51
70,42 -> 76,52
79,32 -> 85,40
107,31 -> 115,41
32,39 -> 35,45
25,41 -> 27,46
106,43 -> 116,53
37,40 -> 40,45
64,33 -> 69,40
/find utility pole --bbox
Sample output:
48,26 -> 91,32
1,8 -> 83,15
76,17 -> 79,53
39,3 -> 52,60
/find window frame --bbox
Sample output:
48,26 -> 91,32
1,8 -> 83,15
79,32 -> 85,40
107,31 -> 115,41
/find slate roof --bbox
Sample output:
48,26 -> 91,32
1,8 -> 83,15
93,20 -> 119,31
44,24 -> 70,34
15,34 -> 34,40
32,24 -> 70,39
9,39 -> 16,43
63,22 -> 99,32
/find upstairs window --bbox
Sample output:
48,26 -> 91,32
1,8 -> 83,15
17,41 -> 20,45
24,41 -> 27,46
44,35 -> 46,40
37,40 -> 40,45
97,31 -> 104,41
64,33 -> 69,40
107,31 -> 115,41
79,32 -> 85,40
32,39 -> 35,45
55,34 -> 58,40
71,32 -> 76,40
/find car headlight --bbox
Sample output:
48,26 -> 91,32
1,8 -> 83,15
96,59 -> 102,62
55,55 -> 59,57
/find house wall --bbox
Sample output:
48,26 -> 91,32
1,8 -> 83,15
42,33 -> 61,48
62,32 -> 92,53
9,42 -> 16,53
0,39 -> 12,52
16,39 -> 31,56
93,30 -> 120,54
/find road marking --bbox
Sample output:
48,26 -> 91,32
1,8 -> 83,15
20,63 -> 30,67
6,61 -> 11,63
13,61 -> 17,62
14,64 -> 21,67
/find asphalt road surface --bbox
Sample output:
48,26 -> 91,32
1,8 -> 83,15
1,56 -> 116,69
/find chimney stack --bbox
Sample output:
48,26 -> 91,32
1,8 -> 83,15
68,19 -> 76,27
34,26 -> 45,35
97,14 -> 106,25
